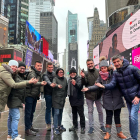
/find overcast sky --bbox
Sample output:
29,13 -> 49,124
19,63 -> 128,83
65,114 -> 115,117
54,0 -> 106,70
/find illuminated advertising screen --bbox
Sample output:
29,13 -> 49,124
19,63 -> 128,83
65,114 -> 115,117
32,52 -> 43,66
48,50 -> 54,61
43,37 -> 49,57
93,45 -> 99,65
132,47 -> 140,69
25,49 -> 33,70
0,15 -> 9,47
25,21 -> 41,53
14,50 -> 22,62
100,9 -> 140,64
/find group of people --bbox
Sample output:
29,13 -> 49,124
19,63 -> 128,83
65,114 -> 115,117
0,54 -> 140,140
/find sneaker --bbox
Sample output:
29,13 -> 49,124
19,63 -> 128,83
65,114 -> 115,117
88,127 -> 94,134
81,128 -> 85,134
54,128 -> 60,135
7,135 -> 21,140
46,124 -> 51,131
100,126 -> 106,134
12,137 -> 25,140
69,126 -> 78,131
30,126 -> 39,132
59,125 -> 66,131
25,129 -> 36,136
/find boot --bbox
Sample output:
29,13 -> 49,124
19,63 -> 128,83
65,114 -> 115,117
116,124 -> 127,139
25,129 -> 36,136
46,124 -> 51,131
30,126 -> 39,132
104,125 -> 111,140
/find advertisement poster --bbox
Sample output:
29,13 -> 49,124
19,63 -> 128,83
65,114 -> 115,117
93,45 -> 99,65
25,49 -> 33,70
48,50 -> 54,61
132,47 -> 140,69
42,37 -> 49,57
25,21 -> 41,53
14,50 -> 22,62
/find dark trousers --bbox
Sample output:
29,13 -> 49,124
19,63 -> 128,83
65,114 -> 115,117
25,96 -> 37,130
72,105 -> 85,128
105,109 -> 121,125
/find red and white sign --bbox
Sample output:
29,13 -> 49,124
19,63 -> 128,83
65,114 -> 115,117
93,45 -> 99,65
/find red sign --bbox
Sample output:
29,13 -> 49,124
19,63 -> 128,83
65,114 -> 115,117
43,37 -> 49,57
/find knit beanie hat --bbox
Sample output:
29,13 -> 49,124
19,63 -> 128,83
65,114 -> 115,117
18,62 -> 26,68
69,67 -> 77,74
8,60 -> 18,67
99,56 -> 109,68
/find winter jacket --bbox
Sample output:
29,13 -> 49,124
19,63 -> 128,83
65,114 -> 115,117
42,71 -> 55,95
52,76 -> 67,109
0,64 -> 28,112
26,66 -> 42,98
7,73 -> 26,108
82,68 -> 100,100
68,75 -> 84,107
104,59 -> 140,103
88,69 -> 125,110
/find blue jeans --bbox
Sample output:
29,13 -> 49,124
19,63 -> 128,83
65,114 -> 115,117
53,108 -> 63,129
126,100 -> 140,140
44,94 -> 54,124
25,96 -> 37,130
7,108 -> 20,139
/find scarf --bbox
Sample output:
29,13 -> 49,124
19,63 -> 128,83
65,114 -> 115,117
99,71 -> 109,81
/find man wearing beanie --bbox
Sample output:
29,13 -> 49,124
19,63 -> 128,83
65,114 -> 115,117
80,59 -> 106,134
68,67 -> 85,134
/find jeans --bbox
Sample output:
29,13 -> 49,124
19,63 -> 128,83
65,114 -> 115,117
53,108 -> 63,129
44,94 -> 54,124
86,98 -> 104,128
25,96 -> 37,130
105,109 -> 121,125
126,101 -> 140,140
7,108 -> 20,139
72,105 -> 85,128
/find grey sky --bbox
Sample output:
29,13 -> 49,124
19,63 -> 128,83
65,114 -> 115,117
54,0 -> 106,70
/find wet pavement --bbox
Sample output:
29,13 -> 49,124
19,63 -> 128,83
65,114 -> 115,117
0,98 -> 140,140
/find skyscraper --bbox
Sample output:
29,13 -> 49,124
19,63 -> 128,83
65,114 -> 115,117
40,11 -> 58,59
28,0 -> 55,33
4,0 -> 29,44
87,17 -> 94,41
66,10 -> 79,74
0,0 -> 5,16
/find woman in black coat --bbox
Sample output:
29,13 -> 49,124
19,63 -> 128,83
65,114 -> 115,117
52,68 -> 67,135
82,56 -> 127,140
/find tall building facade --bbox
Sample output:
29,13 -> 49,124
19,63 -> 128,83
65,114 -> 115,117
28,0 -> 55,33
40,12 -> 58,59
4,0 -> 29,44
105,0 -> 140,25
87,17 -> 94,41
62,49 -> 66,74
89,8 -> 106,59
0,0 -> 5,16
66,11 -> 79,74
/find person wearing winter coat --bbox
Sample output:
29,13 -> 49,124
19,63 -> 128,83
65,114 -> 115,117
68,67 -> 85,134
95,55 -> 140,140
0,60 -> 37,113
82,56 -> 127,140
52,68 -> 67,135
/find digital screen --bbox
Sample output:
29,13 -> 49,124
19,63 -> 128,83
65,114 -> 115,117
25,49 -> 33,70
14,50 -> 22,62
132,47 -> 140,69
93,45 -> 99,65
32,52 -> 43,66
25,21 -> 42,53
42,37 -> 49,57
48,50 -> 54,61
99,9 -> 140,62
0,15 -> 8,47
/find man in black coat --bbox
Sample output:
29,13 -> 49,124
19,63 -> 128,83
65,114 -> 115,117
68,67 -> 85,134
42,62 -> 56,131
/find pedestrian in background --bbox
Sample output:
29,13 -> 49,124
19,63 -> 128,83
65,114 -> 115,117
82,56 -> 127,140
68,67 -> 85,134
52,68 -> 67,135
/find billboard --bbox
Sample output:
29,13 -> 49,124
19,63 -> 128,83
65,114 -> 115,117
25,49 -> 33,70
93,45 -> 99,65
132,47 -> 140,69
25,21 -> 41,53
31,52 -> 43,66
48,50 -> 54,61
13,50 -> 22,62
42,37 -> 49,57
99,9 -> 140,63
0,15 -> 9,47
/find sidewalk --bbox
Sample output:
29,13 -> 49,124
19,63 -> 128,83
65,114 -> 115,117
0,98 -> 140,140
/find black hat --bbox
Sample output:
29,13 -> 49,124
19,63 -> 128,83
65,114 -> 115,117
56,68 -> 64,75
18,62 -> 26,68
69,67 -> 77,74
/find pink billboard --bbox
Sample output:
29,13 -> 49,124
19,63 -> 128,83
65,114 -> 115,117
132,47 -> 140,69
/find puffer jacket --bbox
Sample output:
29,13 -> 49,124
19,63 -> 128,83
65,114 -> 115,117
26,66 -> 42,98
88,69 -> 125,110
104,59 -> 140,103
7,73 -> 27,108
0,64 -> 28,112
